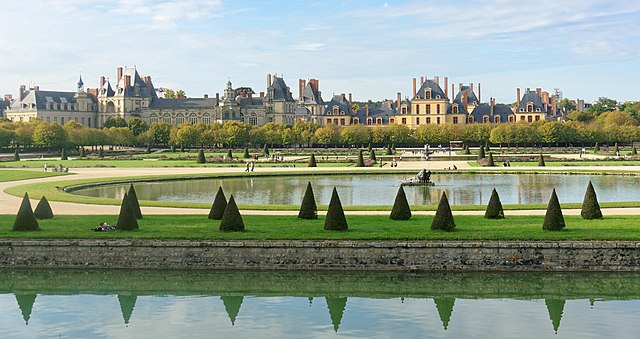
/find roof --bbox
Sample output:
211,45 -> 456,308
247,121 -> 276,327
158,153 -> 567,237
470,103 -> 514,122
414,79 -> 447,100
115,67 -> 157,98
517,91 -> 546,112
148,98 -> 218,109
99,81 -> 115,97
323,94 -> 351,116
268,76 -> 294,102
9,89 -> 91,111
300,82 -> 324,105
454,86 -> 479,106
353,106 -> 394,124
238,96 -> 264,108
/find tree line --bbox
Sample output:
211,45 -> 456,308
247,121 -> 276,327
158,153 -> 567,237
2,106 -> 640,150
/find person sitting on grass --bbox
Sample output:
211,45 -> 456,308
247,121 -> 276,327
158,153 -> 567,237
93,222 -> 117,232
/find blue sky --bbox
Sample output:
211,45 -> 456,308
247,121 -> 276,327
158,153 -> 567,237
1,0 -> 638,104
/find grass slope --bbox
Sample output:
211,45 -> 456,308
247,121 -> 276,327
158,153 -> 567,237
0,170 -> 67,182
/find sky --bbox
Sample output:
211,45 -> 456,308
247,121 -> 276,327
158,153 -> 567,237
0,0 -> 638,104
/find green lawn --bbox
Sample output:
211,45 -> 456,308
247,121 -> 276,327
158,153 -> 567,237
0,170 -> 68,182
1,214 -> 639,240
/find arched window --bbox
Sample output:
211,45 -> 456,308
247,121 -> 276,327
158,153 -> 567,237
333,107 -> 339,115
453,105 -> 458,114
203,113 -> 211,125
248,113 -> 258,126
508,116 -> 515,123
150,114 -> 158,123
376,118 -> 382,124
162,114 -> 172,124
527,103 -> 533,112
367,118 -> 373,125
483,116 -> 489,123
189,114 -> 198,124
425,89 -> 432,99
494,116 -> 500,123
175,114 -> 185,124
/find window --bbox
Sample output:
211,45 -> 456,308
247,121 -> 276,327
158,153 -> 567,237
333,107 -> 339,115
327,118 -> 332,124
425,89 -> 431,99
340,118 -> 345,125
436,117 -> 441,124
527,103 -> 533,112
453,105 -> 458,114
175,114 -> 185,124
520,108 -> 524,112
527,115 -> 533,122
402,106 -> 407,114
402,118 -> 407,124
61,117 -> 65,124
88,117 -> 92,127
81,117 -> 85,125
353,119 -> 359,124
268,117 -> 274,122
426,105 -> 431,114
367,118 -> 372,125
163,114 -> 172,124
453,117 -> 458,124
416,117 -> 420,125
150,114 -> 158,123
436,104 -> 441,114
483,116 -> 489,123
376,118 -> 382,124
203,114 -> 211,125
468,116 -> 474,123
189,115 -> 198,124
494,116 -> 500,123
340,111 -> 345,115
46,117 -> 51,123
508,116 -> 515,123
426,117 -> 431,124
416,105 -> 420,114
249,114 -> 257,126
520,116 -> 525,121
535,115 -> 541,121
389,118 -> 395,123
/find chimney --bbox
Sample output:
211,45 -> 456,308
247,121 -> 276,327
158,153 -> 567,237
298,79 -> 305,99
387,99 -> 392,109
124,75 -> 131,93
240,91 -> 247,98
145,76 -> 151,95
397,92 -> 401,110
117,67 -> 123,84
267,74 -> 272,88
260,91 -> 265,97
87,88 -> 98,97
435,76 -> 439,86
4,94 -> 12,102
470,83 -> 474,93
204,94 -> 209,99
216,93 -> 220,106
478,83 -> 481,103
309,79 -> 318,92
551,94 -> 557,114
341,93 -> 346,102
463,92 -> 468,112
19,85 -> 26,100
526,87 -> 530,93
412,78 -> 417,98
34,86 -> 39,91
100,76 -> 105,88
490,97 -> 495,115
517,88 -> 521,107
459,83 -> 462,92
248,91 -> 253,105
420,76 -> 424,86
348,93 -> 352,108
444,77 -> 449,98
365,103 -> 369,117
451,84 -> 455,102
536,87 -> 542,97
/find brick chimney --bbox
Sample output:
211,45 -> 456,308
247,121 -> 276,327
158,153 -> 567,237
551,95 -> 557,115
117,67 -> 123,84
490,97 -> 495,115
4,94 -> 12,102
412,78 -> 417,98
365,103 -> 369,117
216,93 -> 220,106
260,91 -> 265,97
397,92 -> 401,110
387,99 -> 392,109
516,88 -> 521,107
267,74 -> 272,88
145,76 -> 151,95
463,92 -> 468,112
19,85 -> 26,101
420,76 -> 424,86
309,79 -> 318,92
459,83 -> 462,92
526,87 -> 530,93
470,83 -> 474,93
536,87 -> 542,97
298,79 -> 306,99
444,77 -> 448,98
478,83 -> 481,103
348,93 -> 352,108
100,76 -> 105,88
435,76 -> 439,86
124,75 -> 131,94
204,94 -> 209,99
451,84 -> 455,102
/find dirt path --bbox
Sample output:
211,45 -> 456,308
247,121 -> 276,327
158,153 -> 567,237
3,161 -> 640,216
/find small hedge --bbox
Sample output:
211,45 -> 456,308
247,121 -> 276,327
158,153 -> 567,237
13,193 -> 39,231
308,154 -> 317,167
117,192 -> 139,231
484,188 -> 504,219
208,187 -> 227,220
542,189 -> 565,231
431,192 -> 455,232
390,186 -> 411,220
219,195 -> 245,232
33,196 -> 54,220
196,149 -> 206,164
298,181 -> 318,219
581,181 -> 602,220
128,184 -> 143,219
324,187 -> 348,231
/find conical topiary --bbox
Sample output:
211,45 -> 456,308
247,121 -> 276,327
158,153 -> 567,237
485,142 -> 491,152
117,192 -> 139,230
33,196 -> 54,219
13,193 -> 39,231
463,145 -> 470,155
263,144 -> 269,156
208,187 -> 227,220
543,189 -> 565,231
219,195 -> 245,232
477,145 -> 485,160
13,149 -> 20,161
61,148 -> 68,160
487,152 -> 495,167
196,149 -> 206,164
614,142 -> 619,154
80,147 -> 86,158
146,144 -> 151,154
243,147 -> 250,159
369,149 -> 377,162
367,143 -> 372,152
308,154 -> 317,167
390,186 -> 411,220
386,144 -> 393,155
98,148 -> 104,158
632,147 -> 637,155
594,142 -> 599,152
581,181 -> 602,220
180,144 -> 185,153
356,150 -> 365,167
128,184 -> 142,219
431,192 -> 455,232
298,181 -> 318,219
324,187 -> 348,231
484,188 -> 504,219
538,153 -> 546,166
171,145 -> 176,153
227,149 -> 233,160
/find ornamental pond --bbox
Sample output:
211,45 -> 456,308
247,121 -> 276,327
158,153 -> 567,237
1,270 -> 639,338
73,173 -> 640,206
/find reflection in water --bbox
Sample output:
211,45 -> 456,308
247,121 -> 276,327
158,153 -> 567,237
73,173 -> 640,206
1,270 -> 640,337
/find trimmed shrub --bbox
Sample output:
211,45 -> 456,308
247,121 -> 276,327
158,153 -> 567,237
171,145 -> 176,153
386,144 -> 393,155
61,148 -> 68,160
227,149 -> 233,160
538,153 -> 546,167
391,143 -> 396,151
243,147 -> 250,159
180,144 -> 185,153
369,149 -> 377,162
146,144 -> 151,154
34,196 -> 54,220
487,152 -> 495,167
632,147 -> 638,155
390,186 -> 411,220
208,187 -> 227,220
298,181 -> 318,219
614,142 -> 619,154
219,195 -> 245,232
80,147 -> 86,158
367,143 -> 372,152
485,142 -> 491,152
477,146 -> 485,160
308,154 -> 317,167
356,150 -> 365,167
324,187 -> 348,231
263,144 -> 269,156
543,189 -> 565,231
97,148 -> 104,158
463,145 -> 470,155
484,188 -> 504,219
581,181 -> 603,220
431,192 -> 455,232
13,193 -> 39,231
594,142 -> 599,152
196,149 -> 206,164
14,149 -> 20,161
128,184 -> 143,219
117,192 -> 139,230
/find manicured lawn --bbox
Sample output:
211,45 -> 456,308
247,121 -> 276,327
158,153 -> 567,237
508,160 -> 640,167
0,170 -> 68,182
0,159 -> 354,168
1,214 -> 639,240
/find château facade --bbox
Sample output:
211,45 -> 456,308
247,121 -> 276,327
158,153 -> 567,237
4,66 -> 563,128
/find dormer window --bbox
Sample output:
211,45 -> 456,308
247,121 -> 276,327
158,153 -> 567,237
340,111 -> 345,115
436,95 -> 441,99
536,108 -> 541,112
483,116 -> 489,123
494,116 -> 500,123
453,105 -> 458,114
401,106 -> 407,114
527,103 -> 533,112
333,107 -> 339,115
468,116 -> 474,123
425,89 -> 432,99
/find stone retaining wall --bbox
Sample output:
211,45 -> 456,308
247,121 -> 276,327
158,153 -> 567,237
1,240 -> 639,271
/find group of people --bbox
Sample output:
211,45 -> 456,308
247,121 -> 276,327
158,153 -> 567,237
390,158 -> 399,167
244,161 -> 256,172
93,222 -> 116,232
43,163 -> 68,172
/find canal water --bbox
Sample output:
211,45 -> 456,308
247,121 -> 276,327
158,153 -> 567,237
73,173 -> 640,206
1,270 -> 639,338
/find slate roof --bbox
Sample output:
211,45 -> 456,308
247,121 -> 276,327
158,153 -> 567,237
517,91 -> 545,112
300,82 -> 324,105
148,98 -> 218,109
470,103 -> 514,122
323,94 -> 351,116
116,68 -> 157,98
99,81 -> 115,97
268,76 -> 294,102
9,90 -> 91,111
414,79 -> 447,100
454,86 -> 479,105
353,106 -> 394,124
238,96 -> 264,108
